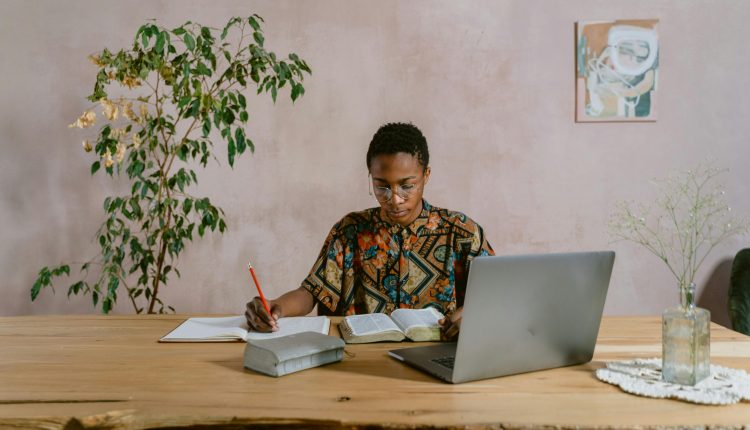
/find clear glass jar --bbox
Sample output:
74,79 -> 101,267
662,282 -> 710,385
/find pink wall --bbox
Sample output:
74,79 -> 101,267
2,0 -> 748,324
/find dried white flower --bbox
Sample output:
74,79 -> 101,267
115,142 -> 126,163
103,149 -> 114,168
100,98 -> 119,121
609,163 -> 750,291
69,110 -> 96,128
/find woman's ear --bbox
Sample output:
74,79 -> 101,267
424,166 -> 431,185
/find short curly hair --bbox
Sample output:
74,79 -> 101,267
366,123 -> 429,170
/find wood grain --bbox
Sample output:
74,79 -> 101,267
1,315 -> 749,429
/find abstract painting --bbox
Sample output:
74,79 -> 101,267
576,20 -> 659,122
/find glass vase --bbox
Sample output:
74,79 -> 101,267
662,282 -> 710,385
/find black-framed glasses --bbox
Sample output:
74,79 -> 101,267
368,174 -> 422,202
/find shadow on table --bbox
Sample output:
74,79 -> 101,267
205,351 -> 433,382
208,358 -> 246,373
326,349 -> 436,382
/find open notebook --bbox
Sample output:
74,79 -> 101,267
159,316 -> 330,342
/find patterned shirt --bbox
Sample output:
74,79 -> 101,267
301,200 -> 494,316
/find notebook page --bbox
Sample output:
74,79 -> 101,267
161,316 -> 248,341
390,308 -> 443,332
244,316 -> 330,340
344,313 -> 401,336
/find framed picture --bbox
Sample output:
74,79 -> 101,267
576,19 -> 659,122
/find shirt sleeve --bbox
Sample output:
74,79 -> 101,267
453,219 -> 494,308
300,220 -> 355,315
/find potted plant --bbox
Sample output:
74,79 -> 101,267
32,15 -> 311,314
609,162 -> 749,384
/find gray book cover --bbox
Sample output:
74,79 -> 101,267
243,331 -> 345,377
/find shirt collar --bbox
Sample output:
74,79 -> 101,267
373,199 -> 433,236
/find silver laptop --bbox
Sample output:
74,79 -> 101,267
388,250 -> 615,383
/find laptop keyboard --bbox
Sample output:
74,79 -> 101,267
431,355 -> 455,369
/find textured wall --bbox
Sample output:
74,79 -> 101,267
2,0 -> 749,324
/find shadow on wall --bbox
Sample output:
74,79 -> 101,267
697,258 -> 733,329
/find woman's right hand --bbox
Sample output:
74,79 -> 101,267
245,297 -> 282,332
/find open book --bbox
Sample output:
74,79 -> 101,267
159,316 -> 330,342
338,308 -> 444,343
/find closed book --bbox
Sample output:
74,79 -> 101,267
243,331 -> 345,377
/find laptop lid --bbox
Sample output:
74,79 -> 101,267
449,250 -> 615,383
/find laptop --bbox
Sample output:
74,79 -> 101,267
388,250 -> 615,383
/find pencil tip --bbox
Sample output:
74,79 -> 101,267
248,261 -> 253,269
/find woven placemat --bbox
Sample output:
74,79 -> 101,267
596,358 -> 750,405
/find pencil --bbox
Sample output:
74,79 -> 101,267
248,261 -> 272,316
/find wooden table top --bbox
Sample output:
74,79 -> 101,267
1,315 -> 749,429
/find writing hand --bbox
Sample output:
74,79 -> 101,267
245,297 -> 282,332
438,306 -> 463,341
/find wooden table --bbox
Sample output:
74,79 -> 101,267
1,315 -> 749,429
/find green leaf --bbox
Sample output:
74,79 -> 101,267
271,86 -> 277,103
202,118 -> 211,138
102,297 -> 113,314
227,138 -> 236,167
248,16 -> 261,31
196,62 -> 211,76
91,161 -> 101,175
213,110 -> 223,128
31,279 -> 42,301
155,31 -> 166,53
184,33 -> 195,51
223,109 -> 234,125
299,60 -> 312,74
67,281 -> 85,298
235,128 -> 246,154
253,31 -> 264,46
136,24 -> 148,44
183,198 -> 193,215
291,84 -> 300,102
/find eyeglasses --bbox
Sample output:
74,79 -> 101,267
368,174 -> 421,202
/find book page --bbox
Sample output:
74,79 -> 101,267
244,316 -> 330,341
160,316 -> 248,342
390,308 -> 443,332
344,313 -> 402,336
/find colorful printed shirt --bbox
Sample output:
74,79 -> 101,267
301,200 -> 494,316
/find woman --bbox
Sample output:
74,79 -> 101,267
245,123 -> 493,340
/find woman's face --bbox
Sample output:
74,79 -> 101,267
369,152 -> 430,227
